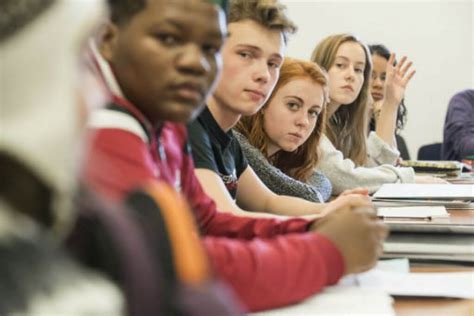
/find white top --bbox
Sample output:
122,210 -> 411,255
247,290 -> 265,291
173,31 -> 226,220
318,132 -> 415,195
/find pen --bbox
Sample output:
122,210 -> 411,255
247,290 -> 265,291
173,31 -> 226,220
380,216 -> 432,221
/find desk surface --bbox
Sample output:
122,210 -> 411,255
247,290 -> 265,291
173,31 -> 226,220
442,209 -> 474,225
393,263 -> 474,315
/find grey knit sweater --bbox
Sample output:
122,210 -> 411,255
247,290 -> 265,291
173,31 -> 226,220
318,133 -> 415,195
234,131 -> 332,202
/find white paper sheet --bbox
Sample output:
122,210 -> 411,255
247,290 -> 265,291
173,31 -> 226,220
377,206 -> 449,219
250,260 -> 408,315
250,258 -> 473,315
374,184 -> 474,200
251,285 -> 395,316
357,270 -> 474,299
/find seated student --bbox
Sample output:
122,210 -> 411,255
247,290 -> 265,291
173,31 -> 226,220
236,58 -> 367,202
368,44 -> 410,160
188,1 -> 369,216
0,2 -> 241,315
442,89 -> 474,160
83,0 -> 388,311
235,58 -> 332,202
0,1 -> 122,314
310,33 -> 444,194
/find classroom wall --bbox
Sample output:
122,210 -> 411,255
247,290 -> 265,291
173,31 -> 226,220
281,0 -> 473,159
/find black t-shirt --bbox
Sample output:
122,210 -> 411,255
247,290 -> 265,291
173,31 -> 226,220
187,107 -> 248,199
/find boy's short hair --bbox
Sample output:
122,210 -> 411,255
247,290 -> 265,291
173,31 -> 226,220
0,0 -> 55,41
228,0 -> 297,42
108,0 -> 228,26
107,0 -> 146,26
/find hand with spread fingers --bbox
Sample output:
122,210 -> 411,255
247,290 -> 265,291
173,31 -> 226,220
383,53 -> 416,109
310,204 -> 388,275
375,53 -> 416,148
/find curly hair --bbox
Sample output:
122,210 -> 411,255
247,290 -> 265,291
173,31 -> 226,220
311,33 -> 373,167
228,0 -> 296,42
106,0 -> 145,25
236,58 -> 329,182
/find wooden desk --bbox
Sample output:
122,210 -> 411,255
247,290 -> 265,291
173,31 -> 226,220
393,261 -> 474,315
446,209 -> 474,225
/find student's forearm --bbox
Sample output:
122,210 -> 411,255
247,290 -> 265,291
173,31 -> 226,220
212,195 -> 287,219
229,206 -> 290,219
264,194 -> 325,216
375,103 -> 398,148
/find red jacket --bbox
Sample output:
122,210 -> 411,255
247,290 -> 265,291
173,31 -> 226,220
83,96 -> 344,311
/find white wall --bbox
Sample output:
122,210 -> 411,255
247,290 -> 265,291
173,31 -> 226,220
281,0 -> 473,159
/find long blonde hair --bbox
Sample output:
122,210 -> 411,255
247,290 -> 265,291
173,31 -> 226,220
311,33 -> 372,166
236,57 -> 329,181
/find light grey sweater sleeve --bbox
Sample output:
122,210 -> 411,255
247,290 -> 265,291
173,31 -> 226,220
318,135 -> 415,195
366,131 -> 400,167
234,131 -> 332,202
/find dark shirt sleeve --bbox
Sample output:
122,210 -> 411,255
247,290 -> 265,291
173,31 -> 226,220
187,120 -> 219,171
443,90 -> 474,160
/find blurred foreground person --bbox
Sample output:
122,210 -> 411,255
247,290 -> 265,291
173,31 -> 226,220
0,1 -> 241,315
0,1 -> 122,314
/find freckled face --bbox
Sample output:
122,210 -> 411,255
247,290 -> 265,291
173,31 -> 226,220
263,78 -> 324,155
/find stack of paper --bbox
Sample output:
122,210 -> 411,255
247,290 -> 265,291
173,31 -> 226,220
373,183 -> 474,209
374,184 -> 474,200
399,160 -> 462,177
383,233 -> 474,262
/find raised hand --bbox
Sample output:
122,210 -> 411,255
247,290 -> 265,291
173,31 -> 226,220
383,53 -> 416,109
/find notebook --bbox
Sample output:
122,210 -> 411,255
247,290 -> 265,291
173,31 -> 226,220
399,160 -> 462,177
373,184 -> 474,201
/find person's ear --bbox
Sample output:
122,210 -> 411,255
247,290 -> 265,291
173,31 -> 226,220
98,22 -> 119,62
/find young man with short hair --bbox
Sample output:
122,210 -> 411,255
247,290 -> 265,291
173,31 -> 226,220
188,0 -> 370,217
84,0 -> 387,311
